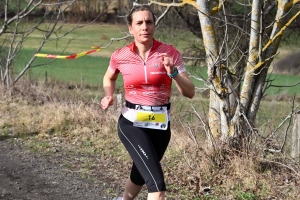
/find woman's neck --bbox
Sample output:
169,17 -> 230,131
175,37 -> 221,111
134,40 -> 153,60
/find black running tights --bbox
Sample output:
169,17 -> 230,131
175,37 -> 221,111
117,114 -> 171,193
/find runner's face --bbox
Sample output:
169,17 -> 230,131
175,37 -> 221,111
129,10 -> 155,45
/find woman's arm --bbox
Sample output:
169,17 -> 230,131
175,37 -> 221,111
100,68 -> 119,110
159,53 -> 195,99
172,72 -> 195,99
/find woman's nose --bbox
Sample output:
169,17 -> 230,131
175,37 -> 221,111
141,22 -> 147,29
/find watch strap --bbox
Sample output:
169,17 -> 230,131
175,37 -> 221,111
167,67 -> 178,78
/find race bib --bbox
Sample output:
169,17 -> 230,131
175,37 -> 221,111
133,109 -> 168,130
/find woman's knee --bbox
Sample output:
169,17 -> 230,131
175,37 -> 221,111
146,179 -> 166,193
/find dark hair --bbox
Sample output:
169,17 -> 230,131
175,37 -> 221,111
126,4 -> 156,25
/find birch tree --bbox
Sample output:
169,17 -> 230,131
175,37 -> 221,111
131,0 -> 300,148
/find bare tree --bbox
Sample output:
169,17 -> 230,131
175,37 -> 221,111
0,0 -> 105,88
127,0 -> 300,149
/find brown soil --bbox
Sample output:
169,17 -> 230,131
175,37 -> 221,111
0,139 -> 119,200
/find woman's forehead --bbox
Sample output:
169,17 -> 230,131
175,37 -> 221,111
132,10 -> 154,21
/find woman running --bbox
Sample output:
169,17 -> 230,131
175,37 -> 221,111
100,4 -> 195,200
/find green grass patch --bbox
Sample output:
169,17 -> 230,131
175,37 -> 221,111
20,22 -> 202,55
237,192 -> 258,200
26,23 -> 131,58
7,0 -> 37,12
265,73 -> 300,95
13,48 -> 124,88
17,22 -> 200,58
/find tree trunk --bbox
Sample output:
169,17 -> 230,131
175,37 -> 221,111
240,0 -> 262,122
248,0 -> 295,123
196,0 -> 225,139
291,113 -> 300,161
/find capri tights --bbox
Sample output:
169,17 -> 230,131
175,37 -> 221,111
117,114 -> 171,193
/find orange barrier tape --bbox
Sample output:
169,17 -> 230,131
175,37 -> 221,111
35,46 -> 101,59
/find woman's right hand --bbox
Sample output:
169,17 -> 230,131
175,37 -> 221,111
100,96 -> 114,110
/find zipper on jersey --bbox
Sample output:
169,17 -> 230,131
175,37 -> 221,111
135,46 -> 152,84
136,55 -> 148,83
143,61 -> 148,83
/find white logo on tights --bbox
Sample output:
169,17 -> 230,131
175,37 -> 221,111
138,145 -> 149,159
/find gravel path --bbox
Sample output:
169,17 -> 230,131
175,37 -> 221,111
0,139 -> 115,200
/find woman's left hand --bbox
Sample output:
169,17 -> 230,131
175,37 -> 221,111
158,53 -> 195,99
159,53 -> 175,74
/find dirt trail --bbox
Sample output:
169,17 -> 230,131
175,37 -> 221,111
0,139 -> 112,200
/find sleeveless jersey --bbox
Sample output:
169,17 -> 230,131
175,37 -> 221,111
108,39 -> 186,106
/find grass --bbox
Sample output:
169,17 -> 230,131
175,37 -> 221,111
18,22 -> 199,58
7,0 -> 37,11
265,73 -> 300,95
22,23 -> 131,58
14,48 -> 122,87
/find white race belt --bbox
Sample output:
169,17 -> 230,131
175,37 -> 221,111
122,105 -> 169,130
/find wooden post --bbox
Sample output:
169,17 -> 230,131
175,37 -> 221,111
116,93 -> 122,111
45,71 -> 48,85
291,113 -> 300,161
112,93 -> 123,123
81,75 -> 84,90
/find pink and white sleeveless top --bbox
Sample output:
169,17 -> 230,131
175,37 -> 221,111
108,39 -> 186,106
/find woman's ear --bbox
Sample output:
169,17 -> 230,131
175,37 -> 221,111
128,25 -> 132,34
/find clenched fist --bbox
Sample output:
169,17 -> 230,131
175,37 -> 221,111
100,96 -> 114,110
